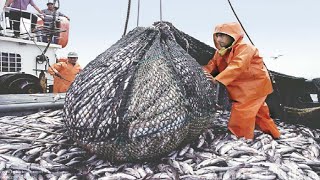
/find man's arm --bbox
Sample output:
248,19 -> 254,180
202,53 -> 219,83
58,12 -> 70,20
215,44 -> 254,86
32,5 -> 42,14
4,0 -> 14,9
29,1 -> 42,14
203,53 -> 219,74
48,63 -> 62,76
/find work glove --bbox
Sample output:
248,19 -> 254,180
204,71 -> 217,84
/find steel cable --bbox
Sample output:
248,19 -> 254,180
227,0 -> 283,117
122,0 -> 131,37
137,0 -> 140,27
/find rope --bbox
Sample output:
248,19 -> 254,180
137,0 -> 140,27
227,0 -> 254,45
122,0 -> 131,37
42,0 -> 58,55
183,37 -> 189,53
42,0 -> 71,83
227,0 -> 283,117
160,0 -> 163,21
18,0 -> 70,83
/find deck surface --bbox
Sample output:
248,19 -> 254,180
0,93 -> 65,116
0,93 -> 65,105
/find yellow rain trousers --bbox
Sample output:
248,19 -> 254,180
203,22 -> 280,139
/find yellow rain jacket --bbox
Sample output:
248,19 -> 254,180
203,22 -> 280,139
48,61 -> 82,93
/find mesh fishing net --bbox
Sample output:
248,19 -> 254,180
313,78 -> 320,92
63,22 -> 217,162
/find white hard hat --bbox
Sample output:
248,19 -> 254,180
47,0 -> 54,5
67,52 -> 78,58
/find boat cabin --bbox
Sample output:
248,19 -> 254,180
0,6 -> 69,94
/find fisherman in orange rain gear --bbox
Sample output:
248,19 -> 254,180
48,52 -> 82,93
203,22 -> 281,139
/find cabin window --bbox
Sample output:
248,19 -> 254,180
310,94 -> 318,103
0,52 -> 22,72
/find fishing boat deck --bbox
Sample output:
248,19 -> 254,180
0,93 -> 65,116
0,110 -> 319,179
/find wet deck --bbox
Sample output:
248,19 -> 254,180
0,93 -> 65,116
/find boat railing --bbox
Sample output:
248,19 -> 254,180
0,7 -> 66,44
38,14 -> 68,44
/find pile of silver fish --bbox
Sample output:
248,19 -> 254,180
1,109 -> 320,179
64,22 -> 216,162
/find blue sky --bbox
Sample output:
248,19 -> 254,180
35,0 -> 320,79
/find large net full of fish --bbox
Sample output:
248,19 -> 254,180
63,22 -> 217,162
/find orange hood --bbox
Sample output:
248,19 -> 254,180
213,22 -> 244,50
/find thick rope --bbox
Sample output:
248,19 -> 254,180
160,0 -> 163,21
122,0 -> 131,37
137,0 -> 140,27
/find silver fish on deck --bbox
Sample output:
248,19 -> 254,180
0,110 -> 320,179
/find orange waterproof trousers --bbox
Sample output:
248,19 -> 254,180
228,96 -> 281,139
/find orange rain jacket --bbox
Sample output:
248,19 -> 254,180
203,22 -> 280,139
48,61 -> 82,93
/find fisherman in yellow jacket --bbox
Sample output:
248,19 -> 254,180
203,22 -> 280,139
48,52 -> 82,93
